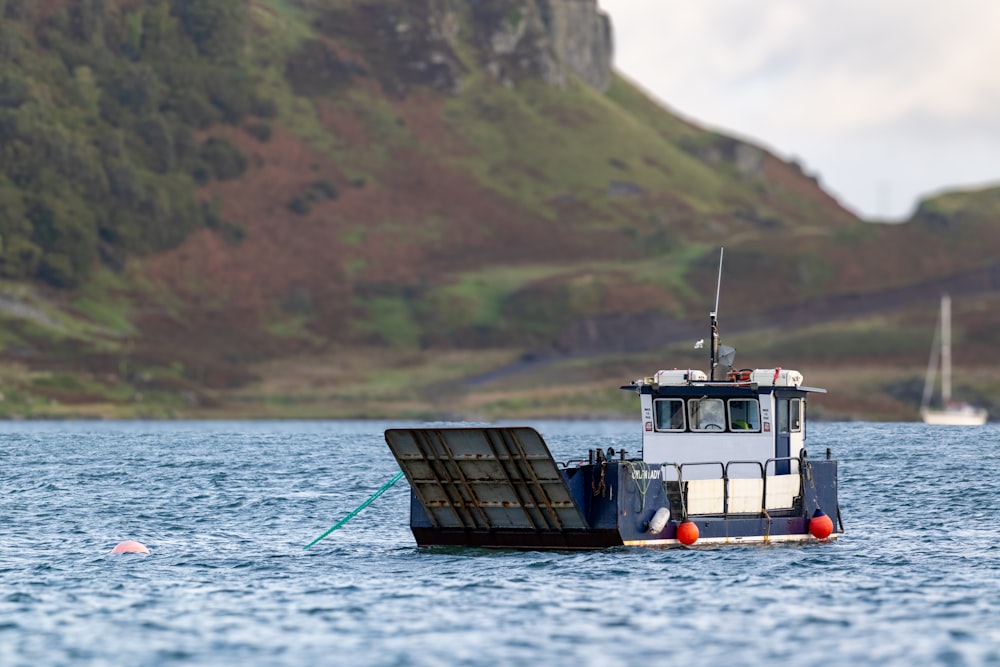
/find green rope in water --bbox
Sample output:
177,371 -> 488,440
303,470 -> 405,550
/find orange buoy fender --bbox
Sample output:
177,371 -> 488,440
676,520 -> 699,546
809,509 -> 834,539
111,540 -> 150,554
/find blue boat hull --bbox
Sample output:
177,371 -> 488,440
387,427 -> 841,550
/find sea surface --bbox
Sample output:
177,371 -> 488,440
2,420 -> 999,666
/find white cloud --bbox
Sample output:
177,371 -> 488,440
599,0 -> 1000,218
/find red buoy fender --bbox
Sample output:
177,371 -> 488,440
676,520 -> 699,546
809,509 -> 834,539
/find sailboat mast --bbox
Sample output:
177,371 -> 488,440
942,294 -> 952,404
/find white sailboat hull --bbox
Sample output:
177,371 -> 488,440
920,406 -> 988,426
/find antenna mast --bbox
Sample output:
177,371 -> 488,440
710,248 -> 724,380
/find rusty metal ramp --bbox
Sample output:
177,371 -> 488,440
384,427 -> 589,533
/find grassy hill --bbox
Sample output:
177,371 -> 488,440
0,0 -> 998,420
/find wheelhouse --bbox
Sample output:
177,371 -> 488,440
622,368 -> 825,480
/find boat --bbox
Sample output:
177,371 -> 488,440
383,251 -> 842,549
920,294 -> 988,426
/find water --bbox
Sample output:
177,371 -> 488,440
2,420 -> 999,667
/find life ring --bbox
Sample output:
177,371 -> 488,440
727,368 -> 753,383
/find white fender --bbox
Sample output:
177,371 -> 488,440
648,507 -> 671,533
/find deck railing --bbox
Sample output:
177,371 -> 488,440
660,457 -> 803,516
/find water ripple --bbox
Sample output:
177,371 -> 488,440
3,421 -> 1000,666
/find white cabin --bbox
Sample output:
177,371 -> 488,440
623,368 -> 825,481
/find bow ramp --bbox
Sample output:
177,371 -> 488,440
384,427 -> 603,548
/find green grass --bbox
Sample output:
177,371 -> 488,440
414,248 -> 722,342
0,281 -> 131,353
266,315 -> 322,343
423,264 -> 563,330
724,316 -> 931,365
440,75 -> 728,220
351,296 -> 422,348
604,73 -> 704,145
628,244 -> 716,312
71,268 -> 137,337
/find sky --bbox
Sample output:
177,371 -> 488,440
598,1 -> 1000,221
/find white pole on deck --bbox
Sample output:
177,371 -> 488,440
710,248 -> 724,380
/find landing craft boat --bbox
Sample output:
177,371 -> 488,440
384,253 -> 842,549
384,369 -> 840,549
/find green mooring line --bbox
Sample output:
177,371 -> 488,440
303,471 -> 405,550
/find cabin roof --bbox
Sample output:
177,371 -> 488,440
620,384 -> 826,397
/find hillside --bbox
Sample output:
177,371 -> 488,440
1,0 -> 998,420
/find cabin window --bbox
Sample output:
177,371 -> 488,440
790,398 -> 802,432
689,397 -> 725,431
777,398 -> 803,434
728,399 -> 761,432
654,399 -> 686,431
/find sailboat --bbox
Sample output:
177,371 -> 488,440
920,294 -> 988,425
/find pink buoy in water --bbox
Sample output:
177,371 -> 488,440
111,540 -> 150,554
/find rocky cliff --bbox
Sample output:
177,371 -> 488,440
468,0 -> 612,90
538,0 -> 613,90
322,0 -> 613,94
